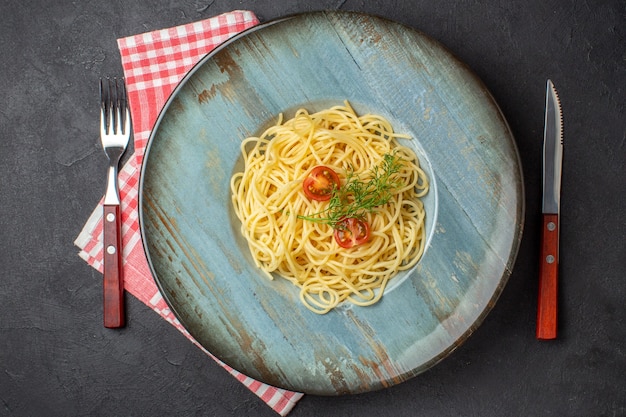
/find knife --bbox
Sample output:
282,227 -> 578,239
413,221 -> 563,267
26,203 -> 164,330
536,79 -> 564,340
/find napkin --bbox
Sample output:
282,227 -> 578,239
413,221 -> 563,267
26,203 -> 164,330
74,11 -> 303,415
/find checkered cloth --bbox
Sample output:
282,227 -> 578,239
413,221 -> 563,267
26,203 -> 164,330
74,11 -> 303,415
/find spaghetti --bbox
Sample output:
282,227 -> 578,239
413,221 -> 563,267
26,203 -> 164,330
230,103 -> 428,314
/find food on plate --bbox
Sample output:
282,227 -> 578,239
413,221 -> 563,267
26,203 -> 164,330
230,102 -> 428,314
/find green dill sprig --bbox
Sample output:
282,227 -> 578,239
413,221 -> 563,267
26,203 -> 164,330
298,152 -> 404,228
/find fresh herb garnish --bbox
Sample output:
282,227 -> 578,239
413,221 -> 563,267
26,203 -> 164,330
298,152 -> 404,228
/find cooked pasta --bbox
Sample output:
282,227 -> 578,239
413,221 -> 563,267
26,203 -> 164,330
230,102 -> 428,314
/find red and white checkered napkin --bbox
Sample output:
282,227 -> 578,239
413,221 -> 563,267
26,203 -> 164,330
74,10 -> 303,415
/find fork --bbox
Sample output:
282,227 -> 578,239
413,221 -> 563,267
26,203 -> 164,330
100,77 -> 131,328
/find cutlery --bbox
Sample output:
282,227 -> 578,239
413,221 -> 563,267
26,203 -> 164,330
100,77 -> 131,328
536,79 -> 563,340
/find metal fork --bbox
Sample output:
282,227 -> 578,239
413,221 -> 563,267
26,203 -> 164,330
100,77 -> 131,328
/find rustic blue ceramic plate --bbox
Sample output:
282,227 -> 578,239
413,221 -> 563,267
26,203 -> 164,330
140,11 -> 524,395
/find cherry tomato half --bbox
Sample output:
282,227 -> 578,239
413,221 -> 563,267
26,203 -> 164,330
334,217 -> 371,248
302,166 -> 340,201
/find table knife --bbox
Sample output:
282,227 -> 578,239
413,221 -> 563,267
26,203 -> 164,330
536,79 -> 563,340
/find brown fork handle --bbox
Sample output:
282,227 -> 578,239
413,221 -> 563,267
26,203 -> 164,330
536,213 -> 558,340
103,204 -> 125,328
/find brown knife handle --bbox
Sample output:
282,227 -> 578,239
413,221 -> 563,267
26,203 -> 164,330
536,213 -> 559,340
103,204 -> 125,328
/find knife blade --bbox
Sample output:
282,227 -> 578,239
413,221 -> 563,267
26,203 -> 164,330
536,79 -> 564,340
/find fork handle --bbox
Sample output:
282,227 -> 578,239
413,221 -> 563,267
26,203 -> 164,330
103,204 -> 125,328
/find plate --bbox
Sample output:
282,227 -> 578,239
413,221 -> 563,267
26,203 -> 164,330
140,11 -> 523,395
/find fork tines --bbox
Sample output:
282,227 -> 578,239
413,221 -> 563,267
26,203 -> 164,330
99,77 -> 128,135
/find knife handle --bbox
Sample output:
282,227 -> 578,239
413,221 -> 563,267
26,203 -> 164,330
536,213 -> 558,340
103,204 -> 125,328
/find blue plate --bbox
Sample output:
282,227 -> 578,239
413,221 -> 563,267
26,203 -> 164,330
140,11 -> 524,395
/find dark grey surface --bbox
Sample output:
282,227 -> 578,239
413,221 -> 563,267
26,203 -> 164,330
1,1 -> 624,416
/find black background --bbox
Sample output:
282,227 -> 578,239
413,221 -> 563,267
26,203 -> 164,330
1,1 -> 624,416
